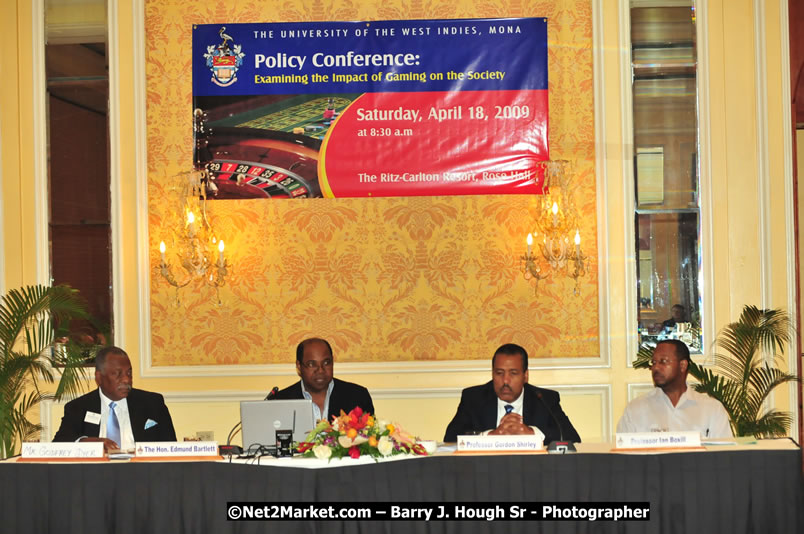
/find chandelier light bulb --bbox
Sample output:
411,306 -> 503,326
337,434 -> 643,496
187,211 -> 196,237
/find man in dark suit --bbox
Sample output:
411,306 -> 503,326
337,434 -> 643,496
273,338 -> 374,421
444,343 -> 581,444
53,346 -> 176,451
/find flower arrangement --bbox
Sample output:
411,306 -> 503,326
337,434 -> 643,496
297,407 -> 428,460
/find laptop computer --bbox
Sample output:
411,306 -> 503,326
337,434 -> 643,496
239,399 -> 315,451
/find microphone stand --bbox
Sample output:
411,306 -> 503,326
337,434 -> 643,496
537,392 -> 577,454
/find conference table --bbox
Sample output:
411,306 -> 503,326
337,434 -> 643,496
1,440 -> 801,533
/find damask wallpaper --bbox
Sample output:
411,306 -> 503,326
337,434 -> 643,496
146,0 -> 598,365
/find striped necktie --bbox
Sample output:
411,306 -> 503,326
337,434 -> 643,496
107,401 -> 121,447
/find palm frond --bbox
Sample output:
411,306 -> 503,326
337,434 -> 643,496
633,344 -> 654,369
744,367 -> 798,414
697,305 -> 799,438
51,340 -> 93,399
13,390 -> 44,444
691,369 -> 741,420
738,306 -> 792,355
0,285 -> 91,458
735,410 -> 792,438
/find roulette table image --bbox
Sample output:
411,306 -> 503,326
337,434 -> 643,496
195,93 -> 359,199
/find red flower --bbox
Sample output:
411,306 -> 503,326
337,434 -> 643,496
296,442 -> 315,453
348,446 -> 361,459
338,406 -> 370,432
411,443 -> 427,456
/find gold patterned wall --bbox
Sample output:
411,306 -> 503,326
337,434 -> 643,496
146,0 -> 597,365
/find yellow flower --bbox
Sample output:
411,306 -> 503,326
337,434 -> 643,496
347,428 -> 358,439
386,423 -> 395,433
368,435 -> 378,447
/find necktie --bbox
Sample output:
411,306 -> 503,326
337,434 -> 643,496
107,401 -> 121,447
504,404 -> 514,414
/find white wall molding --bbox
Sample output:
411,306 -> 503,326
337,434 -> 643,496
108,0 -> 124,347
754,0 -> 772,308
697,0 -> 717,362
133,0 -> 150,360
776,0 -> 799,437
140,355 -> 612,379
618,0 -> 638,365
44,384 -> 609,405
626,382 -> 654,402
40,397 -> 54,443
32,0 -> 49,286
0,112 -> 5,295
593,0 -> 612,370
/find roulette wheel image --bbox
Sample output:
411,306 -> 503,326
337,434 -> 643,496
194,94 -> 359,199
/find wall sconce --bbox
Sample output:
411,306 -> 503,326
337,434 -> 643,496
156,169 -> 229,304
521,160 -> 586,294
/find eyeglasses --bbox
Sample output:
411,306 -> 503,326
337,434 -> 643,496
301,360 -> 333,370
648,358 -> 674,367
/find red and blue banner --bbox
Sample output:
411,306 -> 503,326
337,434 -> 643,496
192,18 -> 548,199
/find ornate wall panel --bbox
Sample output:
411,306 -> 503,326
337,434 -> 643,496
145,0 -> 597,366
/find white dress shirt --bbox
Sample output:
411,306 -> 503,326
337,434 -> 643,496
477,390 -> 545,441
616,386 -> 733,438
98,389 -> 135,450
300,379 -> 335,422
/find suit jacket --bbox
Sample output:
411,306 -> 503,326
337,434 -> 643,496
53,388 -> 177,443
443,381 -> 581,444
273,378 -> 375,421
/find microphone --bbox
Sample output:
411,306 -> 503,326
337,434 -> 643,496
265,386 -> 279,400
536,392 -> 576,454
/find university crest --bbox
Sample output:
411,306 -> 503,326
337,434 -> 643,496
204,26 -> 245,87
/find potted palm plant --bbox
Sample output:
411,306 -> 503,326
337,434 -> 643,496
0,285 -> 91,458
634,305 -> 799,437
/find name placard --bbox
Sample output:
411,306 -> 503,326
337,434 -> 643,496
457,434 -> 544,452
135,441 -> 220,457
615,431 -> 701,449
21,442 -> 104,459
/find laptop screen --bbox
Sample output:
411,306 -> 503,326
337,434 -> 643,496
239,399 -> 315,450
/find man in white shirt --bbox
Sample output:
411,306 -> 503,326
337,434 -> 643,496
617,340 -> 733,438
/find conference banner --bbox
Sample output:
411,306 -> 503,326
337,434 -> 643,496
192,18 -> 548,199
